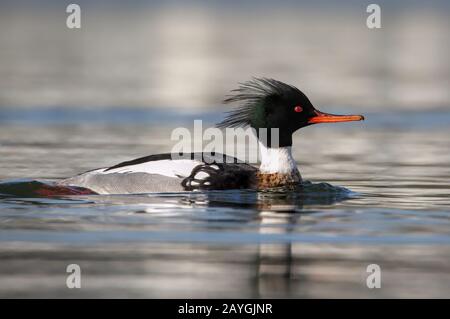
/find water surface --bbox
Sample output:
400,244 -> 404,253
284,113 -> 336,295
0,108 -> 449,298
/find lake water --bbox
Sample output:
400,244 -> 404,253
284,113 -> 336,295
0,1 -> 449,298
0,108 -> 449,298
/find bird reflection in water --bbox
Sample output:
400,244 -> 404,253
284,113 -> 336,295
178,181 -> 353,297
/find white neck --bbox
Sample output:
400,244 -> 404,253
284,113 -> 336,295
258,141 -> 299,174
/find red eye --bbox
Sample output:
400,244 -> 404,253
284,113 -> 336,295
294,106 -> 303,113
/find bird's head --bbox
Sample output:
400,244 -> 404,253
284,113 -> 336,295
217,78 -> 364,147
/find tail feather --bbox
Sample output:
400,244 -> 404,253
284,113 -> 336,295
0,180 -> 97,197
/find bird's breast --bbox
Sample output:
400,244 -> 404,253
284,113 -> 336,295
256,170 -> 302,189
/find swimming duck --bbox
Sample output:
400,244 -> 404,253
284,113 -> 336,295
58,78 -> 364,194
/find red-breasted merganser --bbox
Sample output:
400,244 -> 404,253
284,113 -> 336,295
59,78 -> 364,194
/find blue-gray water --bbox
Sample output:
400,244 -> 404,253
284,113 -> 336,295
1,1 -> 449,298
0,108 -> 449,298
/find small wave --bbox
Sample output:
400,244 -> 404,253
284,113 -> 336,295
0,179 -> 356,210
173,181 -> 355,210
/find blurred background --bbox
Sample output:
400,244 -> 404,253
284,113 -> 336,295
0,0 -> 449,111
1,0 -> 450,298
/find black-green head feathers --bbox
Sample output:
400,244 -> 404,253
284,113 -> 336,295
217,77 -> 315,130
217,78 -> 317,146
217,77 -> 364,147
